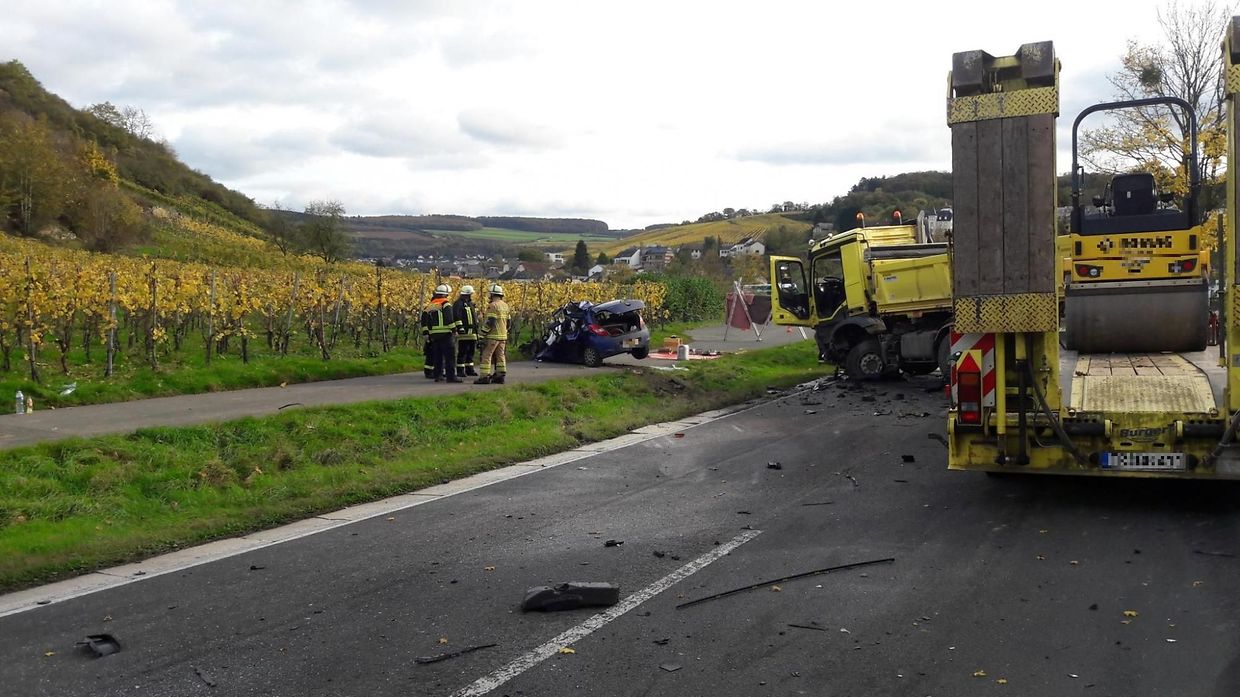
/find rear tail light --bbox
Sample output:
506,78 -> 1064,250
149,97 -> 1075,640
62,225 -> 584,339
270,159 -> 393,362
958,370 -> 982,425
1169,258 -> 1196,273
587,323 -> 609,336
1075,264 -> 1102,278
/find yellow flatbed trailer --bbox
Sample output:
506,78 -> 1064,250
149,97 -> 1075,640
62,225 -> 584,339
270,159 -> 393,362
943,32 -> 1240,480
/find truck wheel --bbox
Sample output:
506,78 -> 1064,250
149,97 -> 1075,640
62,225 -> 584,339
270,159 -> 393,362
845,340 -> 884,380
582,347 -> 603,367
936,336 -> 952,379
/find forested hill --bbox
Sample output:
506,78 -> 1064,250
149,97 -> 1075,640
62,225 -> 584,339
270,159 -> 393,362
0,60 -> 265,236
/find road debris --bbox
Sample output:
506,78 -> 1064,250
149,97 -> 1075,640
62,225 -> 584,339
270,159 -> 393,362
415,643 -> 499,665
973,670 -> 987,678
1192,549 -> 1235,558
277,402 -> 303,410
1123,610 -> 1139,618
77,634 -> 121,658
840,473 -> 859,487
660,663 -> 682,672
522,582 -> 621,612
927,433 -> 949,448
193,665 -> 217,688
652,638 -> 670,645
766,461 -> 783,470
653,551 -> 666,558
249,565 -> 266,571
901,454 -> 916,463
604,539 -> 623,547
558,647 -> 576,655
676,557 -> 895,609
801,501 -> 834,506
787,623 -> 829,632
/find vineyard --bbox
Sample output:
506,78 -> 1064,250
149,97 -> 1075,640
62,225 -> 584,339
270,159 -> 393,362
0,219 -> 667,392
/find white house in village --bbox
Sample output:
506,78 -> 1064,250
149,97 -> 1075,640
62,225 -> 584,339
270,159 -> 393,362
720,237 -> 765,258
611,247 -> 643,269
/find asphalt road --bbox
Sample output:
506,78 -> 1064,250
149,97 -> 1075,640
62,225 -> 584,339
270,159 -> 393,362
3,376 -> 1240,696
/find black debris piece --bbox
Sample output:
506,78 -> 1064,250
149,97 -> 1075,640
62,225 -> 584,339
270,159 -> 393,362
670,555 -> 681,560
1089,603 -> 1099,611
676,557 -> 895,610
801,400 -> 823,406
653,550 -> 666,558
660,663 -> 683,672
801,501 -> 834,507
1193,549 -> 1235,558
653,638 -> 670,645
927,433 -> 949,448
901,455 -> 916,463
737,511 -> 752,515
804,409 -> 818,415
787,623 -> 829,632
604,539 -> 623,547
415,643 -> 499,664
250,565 -> 266,571
277,402 -> 303,410
193,665 -> 217,687
766,462 -> 783,470
522,582 -> 621,612
78,634 -> 122,658
893,479 -> 909,483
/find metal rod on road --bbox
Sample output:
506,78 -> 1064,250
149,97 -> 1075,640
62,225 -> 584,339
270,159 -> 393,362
675,556 -> 895,610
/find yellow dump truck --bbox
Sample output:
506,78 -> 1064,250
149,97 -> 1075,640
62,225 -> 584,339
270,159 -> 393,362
943,33 -> 1240,478
768,224 -> 952,379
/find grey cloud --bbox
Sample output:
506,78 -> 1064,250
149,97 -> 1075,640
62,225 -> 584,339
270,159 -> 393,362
174,125 -> 333,180
328,111 -> 488,169
458,108 -> 557,148
733,132 -> 943,166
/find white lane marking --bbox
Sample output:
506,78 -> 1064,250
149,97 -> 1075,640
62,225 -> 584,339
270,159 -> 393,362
450,529 -> 763,697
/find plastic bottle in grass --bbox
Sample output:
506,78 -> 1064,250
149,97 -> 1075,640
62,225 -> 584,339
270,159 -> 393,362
15,390 -> 24,414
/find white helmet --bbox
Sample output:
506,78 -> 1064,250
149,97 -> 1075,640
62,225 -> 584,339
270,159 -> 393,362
459,285 -> 475,296
489,283 -> 505,297
434,283 -> 451,296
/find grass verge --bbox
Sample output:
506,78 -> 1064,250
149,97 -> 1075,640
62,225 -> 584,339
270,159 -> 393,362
0,341 -> 827,591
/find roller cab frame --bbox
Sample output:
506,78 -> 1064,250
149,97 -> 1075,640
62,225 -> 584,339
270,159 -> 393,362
944,38 -> 1240,479
1060,97 -> 1210,353
769,224 -> 952,379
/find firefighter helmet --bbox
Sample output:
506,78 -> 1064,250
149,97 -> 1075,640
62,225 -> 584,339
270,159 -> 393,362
434,284 -> 451,296
489,284 -> 505,297
459,285 -> 475,296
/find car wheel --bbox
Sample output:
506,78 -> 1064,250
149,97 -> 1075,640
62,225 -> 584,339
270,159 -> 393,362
582,347 -> 603,367
631,346 -> 649,360
844,340 -> 883,380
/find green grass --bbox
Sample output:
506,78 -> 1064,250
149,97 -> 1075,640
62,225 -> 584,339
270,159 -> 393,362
0,333 -> 427,409
0,341 -> 827,591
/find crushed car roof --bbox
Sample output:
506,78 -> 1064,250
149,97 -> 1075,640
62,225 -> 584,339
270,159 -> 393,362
592,299 -> 645,313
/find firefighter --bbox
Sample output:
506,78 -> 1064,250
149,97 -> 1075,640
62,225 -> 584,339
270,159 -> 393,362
474,284 -> 510,385
421,284 -> 462,383
453,285 -> 479,377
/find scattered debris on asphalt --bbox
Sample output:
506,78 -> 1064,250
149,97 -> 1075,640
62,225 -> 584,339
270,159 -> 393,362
1192,549 -> 1235,558
673,433 -> 685,438
840,473 -> 859,487
927,433 -> 949,448
522,582 -> 621,612
414,643 -> 499,665
766,462 -> 783,470
653,550 -> 666,558
901,455 -> 916,463
193,665 -> 217,687
676,557 -> 895,609
653,638 -> 670,645
277,402 -> 303,410
660,663 -> 682,672
249,565 -> 265,571
77,634 -> 121,658
801,501 -> 834,506
558,647 -> 576,654
787,623 -> 829,632
893,479 -> 909,484
804,409 -> 818,415
604,539 -> 624,547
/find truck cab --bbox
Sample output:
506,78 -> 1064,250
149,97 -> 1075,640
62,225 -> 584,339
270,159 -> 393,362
769,223 -> 953,379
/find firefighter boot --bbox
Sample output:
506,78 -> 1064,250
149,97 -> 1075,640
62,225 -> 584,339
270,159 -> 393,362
492,373 -> 506,385
424,369 -> 434,379
456,367 -> 466,378
474,375 -> 492,385
466,367 -> 479,376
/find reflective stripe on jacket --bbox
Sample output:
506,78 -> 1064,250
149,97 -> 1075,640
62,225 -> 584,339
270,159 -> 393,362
453,298 -> 477,339
421,298 -> 459,335
479,299 -> 510,341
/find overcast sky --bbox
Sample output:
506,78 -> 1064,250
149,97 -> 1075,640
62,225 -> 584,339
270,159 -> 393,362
7,0 -> 1192,229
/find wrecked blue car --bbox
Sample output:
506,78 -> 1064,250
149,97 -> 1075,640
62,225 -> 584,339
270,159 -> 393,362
534,299 -> 650,367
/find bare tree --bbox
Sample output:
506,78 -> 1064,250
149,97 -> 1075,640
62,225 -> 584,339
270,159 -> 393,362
1081,0 -> 1229,206
264,200 -> 299,256
84,101 -> 155,140
301,199 -> 350,264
